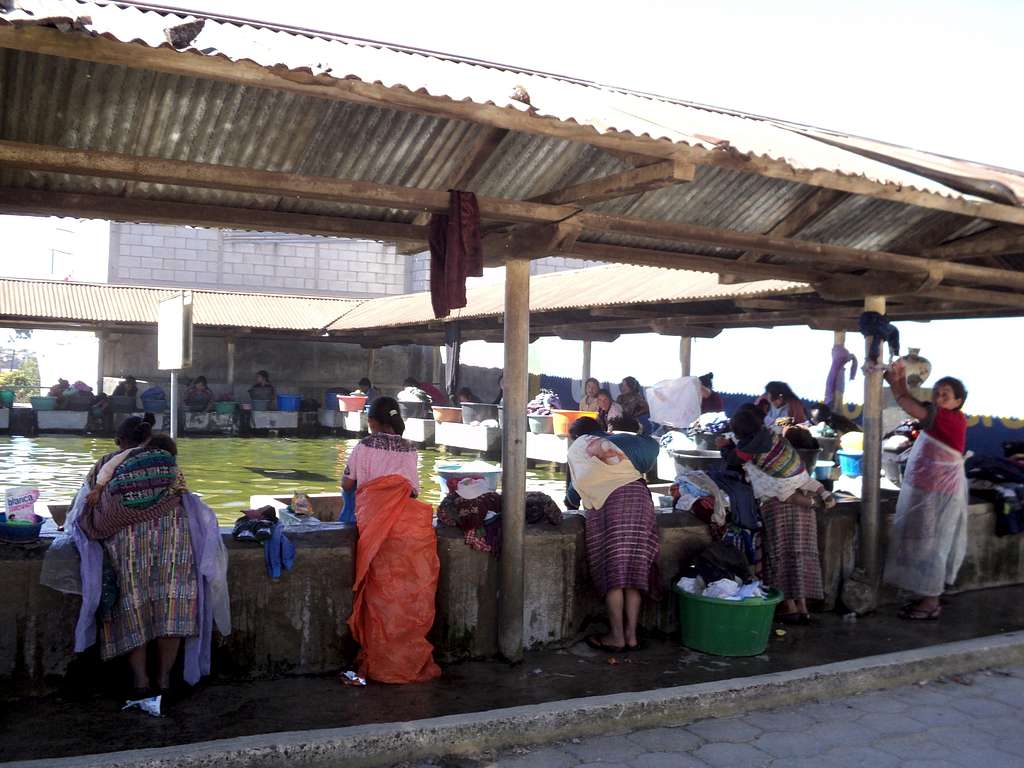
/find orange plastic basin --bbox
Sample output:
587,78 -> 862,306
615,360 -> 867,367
551,409 -> 598,437
432,406 -> 464,423
338,395 -> 368,412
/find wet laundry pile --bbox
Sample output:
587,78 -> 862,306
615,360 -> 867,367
676,542 -> 766,601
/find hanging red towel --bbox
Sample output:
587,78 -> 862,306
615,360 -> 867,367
429,190 -> 483,318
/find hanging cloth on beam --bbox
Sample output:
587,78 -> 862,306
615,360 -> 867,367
824,344 -> 858,406
444,322 -> 462,401
429,191 -> 483,319
858,311 -> 900,364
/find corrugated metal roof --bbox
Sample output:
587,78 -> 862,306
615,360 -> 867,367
0,278 -> 359,331
329,264 -> 807,332
0,266 -> 808,336
2,0 -> 1022,209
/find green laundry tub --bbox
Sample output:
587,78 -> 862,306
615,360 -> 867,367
676,586 -> 784,657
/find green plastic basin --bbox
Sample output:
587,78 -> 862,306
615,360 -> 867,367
676,586 -> 784,657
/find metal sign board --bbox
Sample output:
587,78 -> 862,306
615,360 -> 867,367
157,291 -> 193,370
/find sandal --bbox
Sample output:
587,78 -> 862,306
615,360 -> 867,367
898,604 -> 941,620
585,635 -> 625,654
778,612 -> 810,626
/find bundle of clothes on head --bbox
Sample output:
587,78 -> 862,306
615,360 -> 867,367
437,477 -> 561,555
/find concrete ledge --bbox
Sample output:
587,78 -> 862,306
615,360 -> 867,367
12,631 -> 1024,768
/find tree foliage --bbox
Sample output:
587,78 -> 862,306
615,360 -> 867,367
0,356 -> 41,403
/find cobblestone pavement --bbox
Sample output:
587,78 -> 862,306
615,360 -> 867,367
406,666 -> 1024,768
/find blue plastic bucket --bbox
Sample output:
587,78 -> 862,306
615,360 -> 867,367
837,450 -> 864,478
277,394 -> 301,412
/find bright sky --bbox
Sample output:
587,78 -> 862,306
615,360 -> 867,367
1,1 -> 1022,414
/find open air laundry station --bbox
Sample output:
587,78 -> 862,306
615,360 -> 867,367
3,0 -> 1024,742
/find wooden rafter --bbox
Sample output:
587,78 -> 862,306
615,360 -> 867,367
0,188 -> 429,245
4,141 -> 1024,291
722,188 -> 849,279
921,228 -> 1024,260
528,160 -> 695,206
399,126 -> 510,253
2,26 -> 1024,227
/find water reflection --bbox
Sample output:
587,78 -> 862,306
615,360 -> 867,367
0,436 -> 566,525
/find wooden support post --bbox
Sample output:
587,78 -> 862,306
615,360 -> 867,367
226,337 -> 236,389
581,340 -> 592,383
832,330 -> 846,409
679,336 -> 692,377
95,331 -> 106,393
367,348 -> 377,381
499,258 -> 530,662
860,296 -> 886,591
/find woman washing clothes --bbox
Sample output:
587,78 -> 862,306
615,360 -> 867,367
184,376 -> 213,410
617,376 -> 650,421
761,381 -> 807,426
68,416 -> 226,700
699,372 -> 724,414
719,409 -> 833,625
883,362 -> 969,621
568,415 -> 660,653
579,377 -> 601,412
342,397 -> 440,683
595,389 -> 623,430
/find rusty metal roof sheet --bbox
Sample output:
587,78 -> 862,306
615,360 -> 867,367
329,264 -> 807,332
0,277 -> 359,331
2,0 -> 1022,211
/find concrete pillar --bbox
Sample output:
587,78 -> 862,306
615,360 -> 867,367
581,340 -> 592,383
832,330 -> 846,409
367,348 -> 376,381
679,336 -> 692,377
499,258 -> 530,662
860,296 -> 886,584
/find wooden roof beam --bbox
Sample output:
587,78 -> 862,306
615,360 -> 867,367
3,25 -> 1024,227
528,160 -> 695,206
568,242 -> 822,282
0,187 -> 428,245
575,212 -> 1024,290
4,140 -> 1022,291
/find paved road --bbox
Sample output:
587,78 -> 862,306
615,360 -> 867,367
409,666 -> 1024,768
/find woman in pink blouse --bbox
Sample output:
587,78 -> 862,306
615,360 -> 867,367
342,397 -> 420,504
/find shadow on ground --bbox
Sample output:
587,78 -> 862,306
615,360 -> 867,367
3,585 -> 1023,762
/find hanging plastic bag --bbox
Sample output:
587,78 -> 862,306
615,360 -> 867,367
645,376 -> 701,429
40,534 -> 83,595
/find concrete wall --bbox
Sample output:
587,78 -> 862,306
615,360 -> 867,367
6,500 -> 1021,695
97,330 -> 437,402
109,224 -> 407,297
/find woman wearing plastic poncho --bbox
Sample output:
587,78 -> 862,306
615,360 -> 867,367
883,360 -> 969,621
48,416 -> 229,704
342,396 -> 441,683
